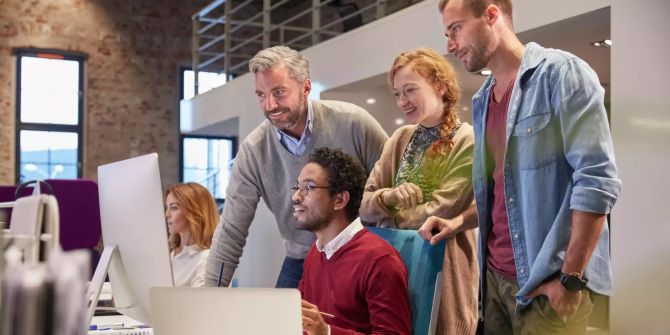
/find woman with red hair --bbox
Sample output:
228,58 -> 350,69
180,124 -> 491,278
360,48 -> 479,335
165,182 -> 218,287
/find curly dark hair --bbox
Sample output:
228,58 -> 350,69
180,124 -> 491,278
308,147 -> 367,222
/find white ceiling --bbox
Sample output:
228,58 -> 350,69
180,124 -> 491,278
321,7 -> 610,135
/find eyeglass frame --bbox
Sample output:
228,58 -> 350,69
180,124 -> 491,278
291,182 -> 330,196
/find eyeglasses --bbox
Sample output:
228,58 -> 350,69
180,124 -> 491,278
291,182 -> 330,196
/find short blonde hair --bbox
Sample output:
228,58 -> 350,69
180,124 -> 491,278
166,182 -> 218,250
249,46 -> 310,84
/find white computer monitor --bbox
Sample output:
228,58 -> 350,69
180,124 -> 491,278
87,153 -> 174,325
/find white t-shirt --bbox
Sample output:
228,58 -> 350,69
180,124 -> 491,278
171,245 -> 209,287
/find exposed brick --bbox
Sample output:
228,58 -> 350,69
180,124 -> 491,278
0,0 -> 193,186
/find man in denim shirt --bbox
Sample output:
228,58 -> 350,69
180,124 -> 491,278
419,0 -> 621,334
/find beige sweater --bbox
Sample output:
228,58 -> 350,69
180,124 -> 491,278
360,123 -> 479,335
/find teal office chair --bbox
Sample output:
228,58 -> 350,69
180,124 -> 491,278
367,226 -> 445,335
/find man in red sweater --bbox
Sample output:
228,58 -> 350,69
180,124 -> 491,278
293,148 -> 412,335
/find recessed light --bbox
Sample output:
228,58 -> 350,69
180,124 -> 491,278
461,106 -> 469,112
395,118 -> 405,126
479,69 -> 492,76
366,98 -> 376,104
591,39 -> 612,48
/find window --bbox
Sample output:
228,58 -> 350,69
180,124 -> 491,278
14,49 -> 85,182
180,135 -> 236,200
180,68 -> 227,100
179,67 -> 233,200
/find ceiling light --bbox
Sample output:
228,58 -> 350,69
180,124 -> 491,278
395,118 -> 405,126
461,106 -> 469,112
366,98 -> 376,104
479,69 -> 492,76
631,117 -> 670,131
591,39 -> 612,48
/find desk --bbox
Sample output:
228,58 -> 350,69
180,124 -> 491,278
89,283 -> 153,334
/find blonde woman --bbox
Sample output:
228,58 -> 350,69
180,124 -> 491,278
360,48 -> 478,335
165,182 -> 218,287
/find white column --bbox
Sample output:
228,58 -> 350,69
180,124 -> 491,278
610,1 -> 670,333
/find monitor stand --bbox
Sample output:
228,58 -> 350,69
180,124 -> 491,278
85,245 -> 134,326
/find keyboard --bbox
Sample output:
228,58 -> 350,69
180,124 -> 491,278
89,313 -> 151,335
88,328 -> 153,335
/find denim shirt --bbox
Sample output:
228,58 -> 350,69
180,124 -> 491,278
471,43 -> 621,311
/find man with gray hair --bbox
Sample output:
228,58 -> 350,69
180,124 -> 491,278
205,46 -> 388,288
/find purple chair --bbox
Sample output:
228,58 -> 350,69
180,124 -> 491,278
0,179 -> 102,273
0,185 -> 17,229
1,179 -> 101,251
45,179 -> 102,251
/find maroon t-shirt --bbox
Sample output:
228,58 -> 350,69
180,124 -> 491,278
485,79 -> 517,278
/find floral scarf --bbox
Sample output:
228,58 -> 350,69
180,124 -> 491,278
395,122 -> 462,202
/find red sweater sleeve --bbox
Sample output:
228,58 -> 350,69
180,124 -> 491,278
329,254 -> 412,335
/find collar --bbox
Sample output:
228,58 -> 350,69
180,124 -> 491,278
275,100 -> 314,141
475,42 -> 546,98
174,244 -> 203,258
519,42 -> 546,73
315,218 -> 364,260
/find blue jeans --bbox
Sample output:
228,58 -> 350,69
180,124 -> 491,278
275,256 -> 304,288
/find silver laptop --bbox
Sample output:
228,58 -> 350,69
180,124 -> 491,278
149,287 -> 302,335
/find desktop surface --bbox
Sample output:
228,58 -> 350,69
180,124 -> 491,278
90,315 -> 152,335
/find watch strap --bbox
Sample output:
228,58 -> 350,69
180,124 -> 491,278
559,271 -> 588,291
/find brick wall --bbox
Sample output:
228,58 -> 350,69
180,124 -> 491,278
0,0 -> 195,186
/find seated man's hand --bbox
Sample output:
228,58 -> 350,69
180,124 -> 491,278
418,216 -> 456,245
302,299 -> 328,335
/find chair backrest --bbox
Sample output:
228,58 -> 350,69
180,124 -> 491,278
5,194 -> 60,264
367,226 -> 445,335
43,179 -> 101,251
9,195 -> 44,236
0,180 -> 101,251
0,185 -> 17,228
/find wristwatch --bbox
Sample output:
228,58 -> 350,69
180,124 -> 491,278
559,272 -> 588,292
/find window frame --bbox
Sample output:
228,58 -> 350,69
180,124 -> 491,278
179,134 -> 238,202
179,65 -> 189,101
179,66 -> 230,100
13,48 -> 87,182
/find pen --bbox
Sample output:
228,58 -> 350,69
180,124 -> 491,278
320,311 -> 335,319
216,261 -> 225,287
89,322 -> 124,330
